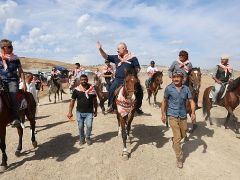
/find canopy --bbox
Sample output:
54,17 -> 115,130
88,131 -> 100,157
55,66 -> 67,71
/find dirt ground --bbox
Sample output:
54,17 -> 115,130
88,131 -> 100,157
1,74 -> 240,180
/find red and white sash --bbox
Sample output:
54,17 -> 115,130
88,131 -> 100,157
177,59 -> 190,73
76,84 -> 96,99
117,52 -> 135,67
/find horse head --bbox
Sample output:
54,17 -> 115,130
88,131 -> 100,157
189,67 -> 201,91
152,71 -> 163,85
123,68 -> 139,100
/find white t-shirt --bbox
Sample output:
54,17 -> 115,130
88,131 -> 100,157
19,82 -> 38,103
147,66 -> 158,74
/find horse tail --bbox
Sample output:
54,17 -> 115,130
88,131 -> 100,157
202,87 -> 210,115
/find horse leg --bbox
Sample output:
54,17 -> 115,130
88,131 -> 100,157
153,91 -> 158,107
117,114 -> 121,136
30,117 -> 38,148
49,92 -> 51,102
224,112 -> 230,129
120,119 -> 129,160
100,100 -> 105,115
15,126 -> 23,157
232,114 -> 240,137
0,128 -> 8,172
126,113 -> 134,143
54,93 -> 56,104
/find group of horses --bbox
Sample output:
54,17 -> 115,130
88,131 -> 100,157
0,67 -> 239,170
94,68 -> 240,160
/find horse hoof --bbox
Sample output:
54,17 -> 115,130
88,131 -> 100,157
122,152 -> 129,161
32,141 -> 38,148
0,165 -> 7,172
236,133 -> 240,138
15,150 -> 21,157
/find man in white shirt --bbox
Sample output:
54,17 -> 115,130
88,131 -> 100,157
146,61 -> 159,89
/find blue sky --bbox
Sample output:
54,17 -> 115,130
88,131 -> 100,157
0,0 -> 240,69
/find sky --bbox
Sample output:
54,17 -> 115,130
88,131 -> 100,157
0,0 -> 240,69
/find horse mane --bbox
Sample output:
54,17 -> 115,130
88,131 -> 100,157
228,76 -> 240,91
125,68 -> 139,79
189,67 -> 200,73
152,71 -> 163,81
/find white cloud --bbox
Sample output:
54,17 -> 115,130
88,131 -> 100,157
3,18 -> 23,35
0,0 -> 18,22
77,14 -> 90,28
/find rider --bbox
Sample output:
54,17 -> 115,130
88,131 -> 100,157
102,60 -> 114,91
146,60 -> 159,89
97,41 -> 144,115
168,50 -> 193,86
0,39 -> 27,127
51,67 -> 61,79
211,56 -> 233,104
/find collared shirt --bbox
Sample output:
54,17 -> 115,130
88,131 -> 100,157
164,83 -> 192,118
168,60 -> 192,78
0,57 -> 21,82
107,55 -> 140,79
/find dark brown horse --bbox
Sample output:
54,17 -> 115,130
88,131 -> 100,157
48,77 -> 66,103
188,67 -> 201,108
93,74 -> 108,114
145,71 -> 163,106
202,76 -> 240,137
115,69 -> 139,160
0,90 -> 37,172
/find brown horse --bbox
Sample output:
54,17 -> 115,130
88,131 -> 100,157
115,69 -> 139,160
145,71 -> 163,106
188,67 -> 201,108
93,74 -> 108,114
202,76 -> 240,137
0,89 -> 37,172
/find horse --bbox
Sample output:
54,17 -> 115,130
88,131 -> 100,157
202,76 -> 240,137
115,69 -> 139,160
48,76 -> 66,103
93,74 -> 108,114
145,71 -> 163,107
0,87 -> 37,172
188,67 -> 201,108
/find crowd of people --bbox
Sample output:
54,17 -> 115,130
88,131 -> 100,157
0,38 -> 234,169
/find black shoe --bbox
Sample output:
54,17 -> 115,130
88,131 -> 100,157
86,138 -> 92,145
136,109 -> 144,115
79,139 -> 86,146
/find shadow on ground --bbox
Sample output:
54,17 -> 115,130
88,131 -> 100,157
5,133 -> 81,172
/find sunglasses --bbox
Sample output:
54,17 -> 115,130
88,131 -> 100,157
1,45 -> 13,49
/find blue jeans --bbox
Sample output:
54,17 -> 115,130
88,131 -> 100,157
76,112 -> 93,141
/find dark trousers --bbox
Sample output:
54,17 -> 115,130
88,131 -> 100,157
108,78 -> 143,110
3,81 -> 20,120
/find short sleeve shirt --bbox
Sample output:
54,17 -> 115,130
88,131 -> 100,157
0,57 -> 21,82
71,89 -> 96,113
147,66 -> 158,73
164,83 -> 192,118
107,55 -> 140,79
168,60 -> 192,78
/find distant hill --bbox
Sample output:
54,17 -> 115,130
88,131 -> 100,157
20,57 -> 73,70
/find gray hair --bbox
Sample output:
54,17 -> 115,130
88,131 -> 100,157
118,42 -> 127,49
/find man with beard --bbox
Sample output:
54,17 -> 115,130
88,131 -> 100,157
161,71 -> 195,168
67,74 -> 98,146
96,41 -> 144,114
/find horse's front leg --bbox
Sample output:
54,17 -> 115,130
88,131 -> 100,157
15,126 -> 23,157
0,128 -> 7,172
224,112 -> 231,129
231,113 -> 240,138
117,113 -> 121,136
48,92 -> 51,102
126,112 -> 134,143
120,117 -> 129,160
30,117 -> 38,148
54,93 -> 56,104
153,91 -> 158,107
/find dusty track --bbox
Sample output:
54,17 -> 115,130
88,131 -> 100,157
1,75 -> 240,180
